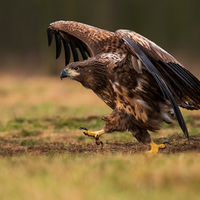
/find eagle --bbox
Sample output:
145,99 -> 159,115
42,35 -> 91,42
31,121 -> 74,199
47,21 -> 200,153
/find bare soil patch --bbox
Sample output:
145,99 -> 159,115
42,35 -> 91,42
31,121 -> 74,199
0,134 -> 199,157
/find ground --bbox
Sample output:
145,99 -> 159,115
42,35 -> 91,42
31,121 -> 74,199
0,76 -> 200,156
1,123 -> 200,157
0,76 -> 200,200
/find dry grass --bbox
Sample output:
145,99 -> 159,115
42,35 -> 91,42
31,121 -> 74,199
1,154 -> 200,200
0,76 -> 105,109
0,75 -> 200,200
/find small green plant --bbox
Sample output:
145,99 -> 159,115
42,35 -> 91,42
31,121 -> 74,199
20,129 -> 41,137
19,139 -> 40,146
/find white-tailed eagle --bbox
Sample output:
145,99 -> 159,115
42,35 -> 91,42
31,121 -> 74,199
47,21 -> 200,153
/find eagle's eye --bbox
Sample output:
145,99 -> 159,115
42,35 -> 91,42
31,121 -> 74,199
73,66 -> 79,70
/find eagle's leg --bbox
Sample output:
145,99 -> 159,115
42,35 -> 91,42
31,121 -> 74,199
148,141 -> 165,153
131,128 -> 166,153
79,127 -> 105,148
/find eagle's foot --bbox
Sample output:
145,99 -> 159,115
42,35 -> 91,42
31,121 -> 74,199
79,127 -> 105,149
148,141 -> 166,153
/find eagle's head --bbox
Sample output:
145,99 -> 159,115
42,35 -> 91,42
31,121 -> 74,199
60,60 -> 107,91
60,62 -> 81,81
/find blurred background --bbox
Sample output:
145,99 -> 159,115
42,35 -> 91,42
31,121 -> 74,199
0,0 -> 200,77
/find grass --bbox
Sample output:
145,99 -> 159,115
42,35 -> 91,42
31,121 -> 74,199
0,76 -> 200,200
1,154 -> 200,200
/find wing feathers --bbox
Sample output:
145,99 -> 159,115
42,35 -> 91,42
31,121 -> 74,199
62,40 -> 70,65
55,33 -> 62,59
47,28 -> 90,65
49,21 -> 116,57
156,61 -> 200,109
116,29 -> 200,110
80,42 -> 90,57
131,55 -> 143,73
47,28 -> 54,46
168,62 -> 200,92
69,40 -> 79,62
123,37 -> 189,140
76,41 -> 88,60
156,61 -> 183,97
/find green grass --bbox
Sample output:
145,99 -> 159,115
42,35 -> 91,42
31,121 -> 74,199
0,77 -> 200,200
53,116 -> 104,130
19,139 -> 40,146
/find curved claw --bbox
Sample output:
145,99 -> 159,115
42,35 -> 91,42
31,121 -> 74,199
100,141 -> 103,149
163,141 -> 171,145
96,141 -> 103,149
79,127 -> 88,131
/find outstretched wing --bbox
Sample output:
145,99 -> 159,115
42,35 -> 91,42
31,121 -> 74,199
116,30 -> 200,140
115,30 -> 200,110
47,21 -> 117,65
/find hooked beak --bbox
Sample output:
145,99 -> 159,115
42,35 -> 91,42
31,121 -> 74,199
60,69 -> 68,80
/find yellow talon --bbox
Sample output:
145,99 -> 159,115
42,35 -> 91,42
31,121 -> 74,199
82,130 -> 96,138
80,128 -> 105,149
148,141 -> 166,153
83,130 -> 101,145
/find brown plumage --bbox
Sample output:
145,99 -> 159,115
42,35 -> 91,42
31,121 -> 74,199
47,21 -> 200,149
